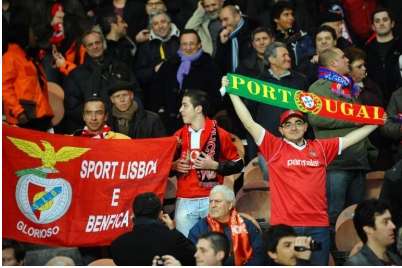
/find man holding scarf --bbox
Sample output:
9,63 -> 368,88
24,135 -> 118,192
188,185 -> 265,265
172,90 -> 244,237
150,29 -> 222,134
308,47 -> 376,238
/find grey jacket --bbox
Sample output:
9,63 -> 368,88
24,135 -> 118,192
344,244 -> 402,266
308,79 -> 375,170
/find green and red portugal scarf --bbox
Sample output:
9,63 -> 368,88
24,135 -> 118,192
226,73 -> 385,125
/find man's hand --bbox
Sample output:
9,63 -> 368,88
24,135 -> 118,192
193,152 -> 218,170
135,29 -> 150,43
221,76 -> 229,88
198,0 -> 205,11
173,159 -> 191,174
152,255 -> 182,266
294,236 -> 312,261
161,255 -> 182,266
17,112 -> 29,125
52,45 -> 66,68
219,28 -> 231,44
160,213 -> 175,230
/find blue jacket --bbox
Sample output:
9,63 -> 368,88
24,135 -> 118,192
188,217 -> 266,265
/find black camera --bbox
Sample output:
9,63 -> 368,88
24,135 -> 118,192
294,240 -> 322,252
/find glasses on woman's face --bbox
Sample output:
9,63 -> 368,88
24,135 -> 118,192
281,120 -> 305,129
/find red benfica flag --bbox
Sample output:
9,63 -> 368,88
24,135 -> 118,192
2,124 -> 177,246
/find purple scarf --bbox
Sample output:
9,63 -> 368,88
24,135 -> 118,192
318,66 -> 360,99
176,49 -> 203,90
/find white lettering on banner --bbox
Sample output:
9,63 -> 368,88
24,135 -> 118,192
80,160 -> 158,180
119,160 -> 158,179
287,159 -> 320,167
16,220 -> 60,238
85,210 -> 130,232
80,160 -> 119,179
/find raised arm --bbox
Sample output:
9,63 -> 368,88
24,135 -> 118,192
342,124 -> 378,150
222,76 -> 264,143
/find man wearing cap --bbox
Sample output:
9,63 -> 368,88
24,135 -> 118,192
320,11 -> 352,50
73,94 -> 130,139
225,76 -> 380,265
108,79 -> 166,138
111,192 -> 195,266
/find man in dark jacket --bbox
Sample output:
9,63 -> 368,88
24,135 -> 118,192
215,5 -> 258,74
150,29 -> 222,134
108,79 -> 166,138
270,1 -> 314,67
344,199 -> 402,266
62,30 -> 138,134
99,11 -> 137,69
246,42 -> 308,159
365,8 -> 402,107
111,192 -> 196,266
134,11 -> 180,108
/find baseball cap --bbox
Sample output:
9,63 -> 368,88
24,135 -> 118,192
279,110 -> 305,125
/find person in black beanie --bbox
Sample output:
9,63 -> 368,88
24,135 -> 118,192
110,192 -> 195,266
319,11 -> 352,50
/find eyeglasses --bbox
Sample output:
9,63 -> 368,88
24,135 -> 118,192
281,120 -> 305,129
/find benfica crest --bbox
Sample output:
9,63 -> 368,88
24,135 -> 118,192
294,91 -> 323,114
7,137 -> 90,224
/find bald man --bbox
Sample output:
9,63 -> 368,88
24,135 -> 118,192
308,47 -> 374,237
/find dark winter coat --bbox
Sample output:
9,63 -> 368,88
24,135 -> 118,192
108,104 -> 166,139
63,54 -> 137,133
150,51 -> 222,134
111,217 -> 196,266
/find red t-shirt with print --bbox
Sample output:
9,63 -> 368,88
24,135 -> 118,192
259,130 -> 340,227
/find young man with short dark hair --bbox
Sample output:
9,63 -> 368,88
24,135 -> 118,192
111,192 -> 196,266
263,225 -> 312,265
73,94 -> 130,139
345,199 -> 402,265
365,8 -> 402,106
153,231 -> 230,266
172,89 -> 243,237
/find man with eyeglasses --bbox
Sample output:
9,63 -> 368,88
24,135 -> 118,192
223,75 -> 381,265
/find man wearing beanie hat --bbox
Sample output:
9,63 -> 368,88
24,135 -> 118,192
108,78 -> 166,138
224,75 -> 382,265
111,192 -> 196,266
320,11 -> 352,50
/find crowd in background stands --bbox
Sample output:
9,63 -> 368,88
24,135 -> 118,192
2,0 -> 402,265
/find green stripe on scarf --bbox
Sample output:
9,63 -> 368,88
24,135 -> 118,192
226,73 -> 385,125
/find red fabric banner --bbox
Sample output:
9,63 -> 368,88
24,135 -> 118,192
2,124 -> 177,246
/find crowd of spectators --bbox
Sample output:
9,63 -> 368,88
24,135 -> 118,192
2,0 -> 402,266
